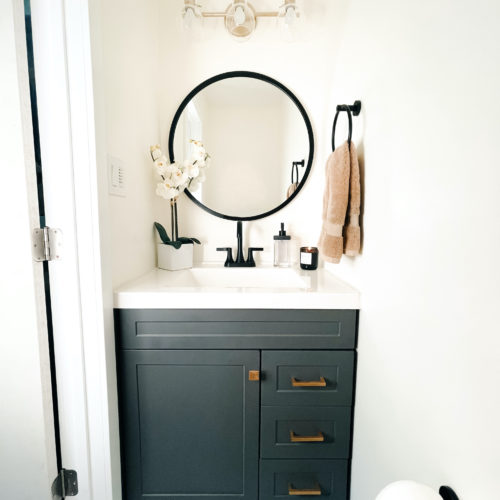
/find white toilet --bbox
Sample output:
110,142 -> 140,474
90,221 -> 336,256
376,481 -> 458,500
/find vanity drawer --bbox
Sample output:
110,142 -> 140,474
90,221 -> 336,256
260,459 -> 348,500
261,351 -> 355,407
261,406 -> 351,459
115,309 -> 357,350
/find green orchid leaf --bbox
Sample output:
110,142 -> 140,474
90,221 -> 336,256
154,222 -> 170,244
167,240 -> 182,249
178,237 -> 201,245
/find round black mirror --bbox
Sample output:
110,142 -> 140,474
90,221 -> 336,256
168,71 -> 314,221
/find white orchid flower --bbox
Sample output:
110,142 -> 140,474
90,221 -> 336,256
150,145 -> 162,161
190,143 -> 206,164
156,182 -> 179,200
172,168 -> 189,187
164,161 -> 179,174
150,142 -> 210,201
191,151 -> 205,165
154,156 -> 169,176
187,163 -> 200,178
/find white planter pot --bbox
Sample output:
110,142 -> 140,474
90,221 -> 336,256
157,243 -> 193,271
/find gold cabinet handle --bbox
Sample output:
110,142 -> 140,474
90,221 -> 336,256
289,430 -> 325,443
288,483 -> 322,496
291,376 -> 326,387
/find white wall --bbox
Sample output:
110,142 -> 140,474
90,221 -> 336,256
93,0 -> 500,498
91,0 -> 161,287
328,1 -> 500,498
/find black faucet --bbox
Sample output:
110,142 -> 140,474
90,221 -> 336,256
217,221 -> 263,267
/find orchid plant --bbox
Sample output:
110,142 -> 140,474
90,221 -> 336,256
150,141 -> 210,247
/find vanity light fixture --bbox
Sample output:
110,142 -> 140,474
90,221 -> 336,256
277,0 -> 299,28
182,0 -> 202,29
182,0 -> 300,40
225,1 -> 256,39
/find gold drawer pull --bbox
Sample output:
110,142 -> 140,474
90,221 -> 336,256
291,376 -> 326,387
288,483 -> 322,496
289,431 -> 325,443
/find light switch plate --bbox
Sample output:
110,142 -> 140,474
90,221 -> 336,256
108,155 -> 126,196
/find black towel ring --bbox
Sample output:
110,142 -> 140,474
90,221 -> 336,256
331,105 -> 353,152
290,159 -> 305,184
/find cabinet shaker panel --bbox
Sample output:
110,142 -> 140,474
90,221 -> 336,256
262,350 -> 355,406
261,406 -> 352,459
118,350 -> 260,500
260,459 -> 349,500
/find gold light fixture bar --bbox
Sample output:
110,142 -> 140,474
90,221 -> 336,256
201,11 -> 282,18
183,1 -> 300,39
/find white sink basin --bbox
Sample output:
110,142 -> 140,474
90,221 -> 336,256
114,265 -> 360,309
162,267 -> 307,289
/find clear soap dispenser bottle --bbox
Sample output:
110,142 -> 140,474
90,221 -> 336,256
274,222 -> 291,267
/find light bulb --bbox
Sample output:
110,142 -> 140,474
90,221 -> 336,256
183,6 -> 195,29
285,6 -> 296,26
234,5 -> 246,26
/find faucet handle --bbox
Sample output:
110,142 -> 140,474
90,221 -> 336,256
216,247 -> 234,267
247,247 -> 264,267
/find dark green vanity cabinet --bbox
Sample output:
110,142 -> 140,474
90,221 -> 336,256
115,309 -> 358,500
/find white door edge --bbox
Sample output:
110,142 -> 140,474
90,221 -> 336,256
1,1 -> 57,498
30,1 -> 119,499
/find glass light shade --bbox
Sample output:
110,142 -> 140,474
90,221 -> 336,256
234,5 -> 246,26
277,1 -> 300,40
376,481 -> 442,500
183,3 -> 202,30
285,5 -> 296,25
225,1 -> 256,39
278,1 -> 299,25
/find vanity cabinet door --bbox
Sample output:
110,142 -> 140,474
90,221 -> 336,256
118,350 -> 260,500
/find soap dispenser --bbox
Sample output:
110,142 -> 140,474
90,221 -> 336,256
273,222 -> 291,267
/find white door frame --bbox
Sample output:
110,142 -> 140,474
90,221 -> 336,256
30,1 -> 119,499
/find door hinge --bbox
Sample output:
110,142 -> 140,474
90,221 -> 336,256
32,227 -> 62,262
51,469 -> 78,499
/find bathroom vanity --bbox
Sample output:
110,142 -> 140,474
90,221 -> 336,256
114,267 -> 359,500
114,70 -> 360,499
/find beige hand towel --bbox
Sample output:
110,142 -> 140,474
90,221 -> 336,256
287,182 -> 298,198
318,142 -> 350,263
345,142 -> 361,256
318,141 -> 361,263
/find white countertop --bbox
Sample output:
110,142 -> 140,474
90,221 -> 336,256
114,265 -> 360,309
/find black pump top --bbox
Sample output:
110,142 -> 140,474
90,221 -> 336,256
274,222 -> 291,240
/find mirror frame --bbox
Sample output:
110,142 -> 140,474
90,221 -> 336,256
168,71 -> 314,221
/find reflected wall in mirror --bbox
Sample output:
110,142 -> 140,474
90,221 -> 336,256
169,72 -> 314,220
